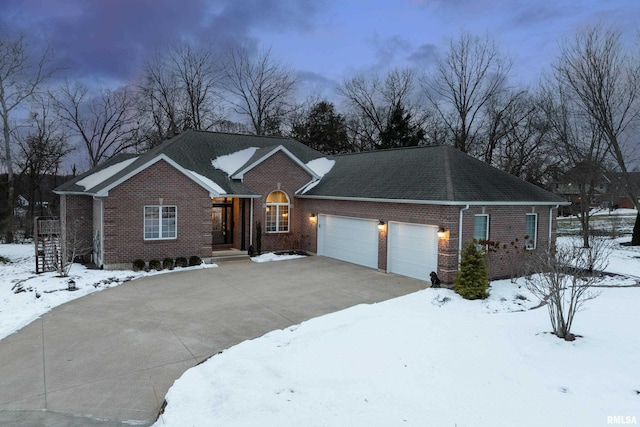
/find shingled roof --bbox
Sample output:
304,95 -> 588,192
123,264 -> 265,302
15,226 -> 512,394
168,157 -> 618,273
56,130 -> 567,205
55,130 -> 324,197
298,145 -> 567,205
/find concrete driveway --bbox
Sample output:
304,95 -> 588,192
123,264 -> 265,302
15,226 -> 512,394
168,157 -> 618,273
0,256 -> 426,426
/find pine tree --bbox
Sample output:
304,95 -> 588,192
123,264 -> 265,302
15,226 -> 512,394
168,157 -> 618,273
454,242 -> 490,300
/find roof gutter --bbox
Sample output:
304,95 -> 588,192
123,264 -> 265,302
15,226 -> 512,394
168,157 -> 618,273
296,194 -> 570,206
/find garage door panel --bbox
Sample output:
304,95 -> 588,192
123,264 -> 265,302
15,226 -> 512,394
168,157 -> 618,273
318,215 -> 378,269
388,222 -> 438,282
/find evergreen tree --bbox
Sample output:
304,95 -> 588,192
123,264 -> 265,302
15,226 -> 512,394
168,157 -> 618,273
291,101 -> 351,154
454,241 -> 490,300
377,103 -> 425,149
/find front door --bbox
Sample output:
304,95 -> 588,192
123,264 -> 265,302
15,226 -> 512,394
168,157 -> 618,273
212,199 -> 233,245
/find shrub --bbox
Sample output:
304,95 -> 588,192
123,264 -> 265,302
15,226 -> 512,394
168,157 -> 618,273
175,257 -> 188,268
454,241 -> 490,300
188,255 -> 202,266
148,259 -> 162,271
132,259 -> 146,272
162,257 -> 174,270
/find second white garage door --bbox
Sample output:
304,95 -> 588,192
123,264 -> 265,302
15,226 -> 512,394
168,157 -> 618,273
387,222 -> 438,282
317,215 -> 379,269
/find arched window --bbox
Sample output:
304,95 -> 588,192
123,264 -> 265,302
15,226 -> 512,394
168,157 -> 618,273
265,190 -> 289,232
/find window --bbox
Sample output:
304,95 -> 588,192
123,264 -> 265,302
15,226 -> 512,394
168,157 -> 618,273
525,213 -> 538,249
144,206 -> 177,240
474,214 -> 489,249
265,190 -> 289,233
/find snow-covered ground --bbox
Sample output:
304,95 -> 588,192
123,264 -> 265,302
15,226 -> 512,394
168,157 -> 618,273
2,236 -> 639,426
154,236 -> 640,427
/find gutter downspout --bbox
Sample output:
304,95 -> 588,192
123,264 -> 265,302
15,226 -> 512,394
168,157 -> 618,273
250,198 -> 254,246
92,196 -> 104,268
549,205 -> 559,247
458,204 -> 470,266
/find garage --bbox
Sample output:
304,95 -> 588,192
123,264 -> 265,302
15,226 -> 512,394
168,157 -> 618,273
317,215 -> 379,269
387,222 -> 438,282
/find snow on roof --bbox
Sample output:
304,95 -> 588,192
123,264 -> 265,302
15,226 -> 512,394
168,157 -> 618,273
186,170 -> 226,195
76,157 -> 138,190
306,157 -> 335,178
211,147 -> 259,176
299,157 -> 335,194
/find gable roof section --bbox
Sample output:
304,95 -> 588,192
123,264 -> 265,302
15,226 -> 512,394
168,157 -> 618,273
231,145 -> 320,180
55,130 -> 325,197
299,145 -> 568,205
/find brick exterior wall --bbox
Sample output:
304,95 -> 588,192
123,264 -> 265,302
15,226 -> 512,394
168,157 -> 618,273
242,150 -> 314,253
62,194 -> 94,262
102,160 -> 212,267
64,149 -> 559,285
296,199 -> 558,284
460,205 -> 557,281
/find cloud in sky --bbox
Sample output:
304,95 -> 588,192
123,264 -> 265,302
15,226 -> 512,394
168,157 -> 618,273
0,0 -> 326,83
0,0 -> 638,90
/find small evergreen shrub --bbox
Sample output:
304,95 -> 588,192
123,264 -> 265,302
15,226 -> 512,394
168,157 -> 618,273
148,259 -> 162,271
454,241 -> 490,300
188,255 -> 202,266
132,259 -> 146,272
162,257 -> 174,270
175,257 -> 188,268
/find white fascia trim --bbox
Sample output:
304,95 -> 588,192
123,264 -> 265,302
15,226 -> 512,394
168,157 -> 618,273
231,145 -> 320,180
53,190 -> 96,196
296,194 -> 571,206
95,154 -> 226,197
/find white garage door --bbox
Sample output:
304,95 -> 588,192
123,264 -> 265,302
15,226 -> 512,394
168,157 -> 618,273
387,222 -> 438,282
317,215 -> 379,269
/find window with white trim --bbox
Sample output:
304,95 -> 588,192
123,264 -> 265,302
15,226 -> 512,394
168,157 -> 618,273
474,214 -> 489,242
144,206 -> 177,240
525,213 -> 538,249
265,190 -> 289,233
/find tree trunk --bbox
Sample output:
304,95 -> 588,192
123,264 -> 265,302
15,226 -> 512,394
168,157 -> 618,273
632,212 -> 640,246
2,112 -> 14,243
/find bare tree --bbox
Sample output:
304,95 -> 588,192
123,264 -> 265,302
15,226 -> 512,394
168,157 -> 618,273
554,24 -> 640,244
524,236 -> 609,341
540,81 -> 610,247
0,34 -> 54,242
16,93 -> 72,233
421,32 -> 512,154
54,81 -> 140,168
138,41 -> 224,147
339,68 -> 421,149
220,45 -> 297,135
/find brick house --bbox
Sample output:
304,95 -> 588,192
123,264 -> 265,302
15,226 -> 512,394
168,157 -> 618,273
55,130 -> 568,284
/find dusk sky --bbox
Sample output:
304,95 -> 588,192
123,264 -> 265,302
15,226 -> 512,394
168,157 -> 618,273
1,0 -> 639,98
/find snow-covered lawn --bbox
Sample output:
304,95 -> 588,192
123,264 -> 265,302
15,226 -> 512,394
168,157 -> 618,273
0,244 -> 216,340
155,237 -> 640,427
1,238 -> 639,426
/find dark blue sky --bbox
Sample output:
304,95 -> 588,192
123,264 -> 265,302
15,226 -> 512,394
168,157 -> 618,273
1,0 -> 638,95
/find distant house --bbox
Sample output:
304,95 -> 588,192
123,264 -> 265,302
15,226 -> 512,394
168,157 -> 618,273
552,162 -> 640,212
55,130 -> 568,284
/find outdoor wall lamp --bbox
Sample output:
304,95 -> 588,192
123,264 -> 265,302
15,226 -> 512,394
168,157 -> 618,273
378,220 -> 386,231
309,213 -> 317,222
437,226 -> 449,239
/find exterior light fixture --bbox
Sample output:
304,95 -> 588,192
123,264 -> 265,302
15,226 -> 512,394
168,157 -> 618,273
437,226 -> 448,239
378,220 -> 386,231
309,213 -> 317,222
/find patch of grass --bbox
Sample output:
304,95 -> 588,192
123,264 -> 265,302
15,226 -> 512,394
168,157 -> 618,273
0,255 -> 10,264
